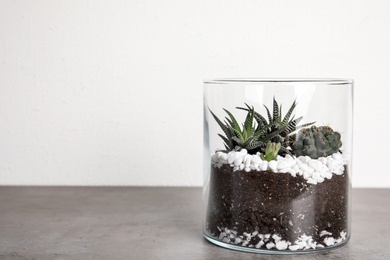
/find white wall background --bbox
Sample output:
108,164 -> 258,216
1,0 -> 389,187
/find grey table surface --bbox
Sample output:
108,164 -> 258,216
0,187 -> 389,260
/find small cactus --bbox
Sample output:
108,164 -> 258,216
289,126 -> 342,159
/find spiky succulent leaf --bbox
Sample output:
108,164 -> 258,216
236,104 -> 268,127
243,106 -> 255,135
272,97 -> 279,124
209,109 -> 232,142
282,100 -> 297,126
223,108 -> 241,132
264,104 -> 272,125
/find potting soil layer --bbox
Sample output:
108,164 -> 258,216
205,164 -> 349,251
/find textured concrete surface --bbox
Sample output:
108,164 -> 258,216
0,187 -> 389,259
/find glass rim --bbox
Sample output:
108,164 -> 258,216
204,78 -> 353,84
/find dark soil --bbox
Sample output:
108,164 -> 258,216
206,164 -> 349,246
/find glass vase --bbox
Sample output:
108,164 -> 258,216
203,79 -> 353,254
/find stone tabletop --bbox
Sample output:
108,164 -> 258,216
0,187 -> 389,259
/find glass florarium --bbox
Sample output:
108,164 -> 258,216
203,79 -> 353,254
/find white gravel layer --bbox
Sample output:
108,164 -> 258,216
213,227 -> 347,251
211,149 -> 346,184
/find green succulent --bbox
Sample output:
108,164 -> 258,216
260,142 -> 281,161
208,97 -> 315,155
237,97 -> 315,154
288,125 -> 342,159
208,106 -> 283,153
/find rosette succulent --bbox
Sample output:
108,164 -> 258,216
208,97 -> 315,155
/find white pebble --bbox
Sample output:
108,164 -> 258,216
300,234 -> 311,242
260,161 -> 268,171
220,153 -> 228,161
239,164 -> 245,171
276,240 -> 288,250
272,234 -> 282,242
308,160 -> 321,171
269,160 -> 278,172
277,160 -> 296,170
250,164 -> 259,170
280,168 -> 291,173
298,163 -> 314,174
340,231 -> 347,239
289,245 -> 299,251
234,157 -> 243,166
303,171 -> 313,179
324,237 -> 335,246
244,154 -> 252,167
297,241 -> 307,249
235,237 -> 242,244
222,237 -> 230,243
307,239 -> 317,249
245,167 -> 251,172
251,155 -> 262,165
333,165 -> 344,175
219,232 -> 226,240
266,242 -> 275,249
327,158 -> 335,170
227,152 -> 237,164
312,172 -> 321,181
307,178 -> 317,185
318,157 -> 327,164
332,152 -> 342,160
255,240 -> 264,248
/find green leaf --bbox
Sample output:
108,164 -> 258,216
223,108 -> 242,133
218,134 -> 233,150
286,116 -> 303,133
232,136 -> 243,145
247,140 -> 264,150
272,97 -> 279,123
282,100 -> 297,126
264,104 -> 272,124
253,124 -> 269,139
243,107 -> 254,135
208,108 -> 231,140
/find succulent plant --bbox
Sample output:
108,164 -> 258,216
208,97 -> 314,155
208,106 -> 283,153
288,126 -> 342,159
260,142 -> 281,161
236,98 -> 315,155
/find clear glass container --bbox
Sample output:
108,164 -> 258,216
203,79 -> 353,254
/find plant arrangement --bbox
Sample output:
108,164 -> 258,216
205,97 -> 349,252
